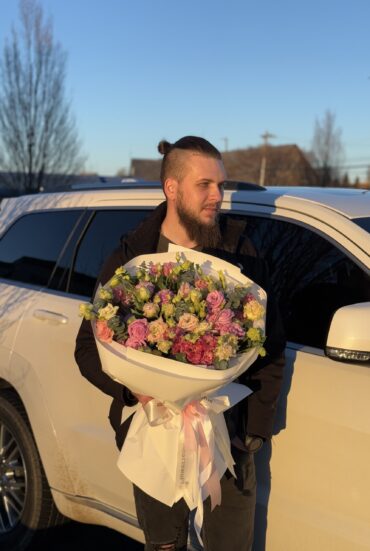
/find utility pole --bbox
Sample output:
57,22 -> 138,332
221,137 -> 229,152
259,131 -> 276,186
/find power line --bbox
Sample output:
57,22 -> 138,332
259,131 -> 276,186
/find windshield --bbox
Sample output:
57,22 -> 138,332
354,217 -> 370,234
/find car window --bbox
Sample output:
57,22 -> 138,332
0,210 -> 83,288
353,217 -> 370,234
227,214 -> 370,349
47,211 -> 93,293
68,209 -> 151,297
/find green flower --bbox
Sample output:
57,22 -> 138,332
246,327 -> 262,341
137,286 -> 150,301
162,303 -> 175,318
157,340 -> 172,354
218,270 -> 226,290
79,303 -> 95,320
108,276 -> 121,287
190,289 -> 202,305
99,288 -> 113,301
98,304 -> 119,320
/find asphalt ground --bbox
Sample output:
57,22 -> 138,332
28,521 -> 144,550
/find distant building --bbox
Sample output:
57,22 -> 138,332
129,144 -> 319,186
130,159 -> 161,181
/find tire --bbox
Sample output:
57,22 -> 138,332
0,390 -> 66,551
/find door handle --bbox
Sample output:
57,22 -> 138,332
33,309 -> 68,325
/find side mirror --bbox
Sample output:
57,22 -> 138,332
325,302 -> 370,363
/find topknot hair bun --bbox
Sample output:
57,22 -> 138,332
158,140 -> 172,156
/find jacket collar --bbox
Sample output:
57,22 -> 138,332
123,201 -> 167,257
123,201 -> 249,260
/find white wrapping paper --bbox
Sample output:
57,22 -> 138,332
96,247 -> 267,408
93,246 -> 267,543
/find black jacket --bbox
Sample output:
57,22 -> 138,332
74,202 -> 285,449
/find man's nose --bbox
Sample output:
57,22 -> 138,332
209,184 -> 224,203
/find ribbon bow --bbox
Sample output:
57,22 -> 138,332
143,395 -> 235,545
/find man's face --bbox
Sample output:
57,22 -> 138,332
175,152 -> 226,222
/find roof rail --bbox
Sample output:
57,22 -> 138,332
48,179 -> 266,193
224,181 -> 266,191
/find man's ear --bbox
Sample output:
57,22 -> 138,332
163,177 -> 178,200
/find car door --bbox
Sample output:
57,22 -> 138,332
15,208 -> 152,516
225,210 -> 370,551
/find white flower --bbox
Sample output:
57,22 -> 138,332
98,304 -> 119,320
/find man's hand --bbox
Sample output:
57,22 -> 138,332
132,392 -> 153,406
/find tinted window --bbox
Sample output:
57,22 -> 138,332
69,209 -> 150,297
228,214 -> 370,348
48,211 -> 93,292
0,211 -> 82,287
354,217 -> 370,234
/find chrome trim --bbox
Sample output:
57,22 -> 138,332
58,491 -> 140,528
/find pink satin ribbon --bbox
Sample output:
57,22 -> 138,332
182,401 -> 221,511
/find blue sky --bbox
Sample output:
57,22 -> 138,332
1,0 -> 370,180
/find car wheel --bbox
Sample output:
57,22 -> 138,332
0,390 -> 65,550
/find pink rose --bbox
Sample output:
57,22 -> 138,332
125,318 -> 148,349
163,262 -> 175,277
195,278 -> 209,290
206,311 -> 219,324
201,349 -> 214,365
206,290 -> 225,311
214,309 -> 235,334
125,337 -> 141,349
228,322 -> 245,337
186,344 -> 203,365
96,320 -> 114,343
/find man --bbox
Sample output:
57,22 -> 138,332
75,136 -> 285,551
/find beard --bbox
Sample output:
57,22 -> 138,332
176,194 -> 221,249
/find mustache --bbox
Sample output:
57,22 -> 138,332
203,203 -> 221,209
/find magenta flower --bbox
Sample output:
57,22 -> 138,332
156,289 -> 174,304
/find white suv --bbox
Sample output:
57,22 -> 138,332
0,183 -> 369,551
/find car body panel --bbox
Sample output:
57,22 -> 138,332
12,288 -> 137,516
256,344 -> 370,550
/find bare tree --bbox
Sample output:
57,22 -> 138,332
0,0 -> 84,193
311,110 -> 344,186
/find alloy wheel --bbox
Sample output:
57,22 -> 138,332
0,422 -> 27,533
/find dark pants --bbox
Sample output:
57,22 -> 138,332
134,449 -> 256,551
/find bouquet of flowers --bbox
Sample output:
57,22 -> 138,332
79,246 -> 267,542
79,247 -> 266,406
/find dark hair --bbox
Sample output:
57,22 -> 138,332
158,136 -> 222,184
